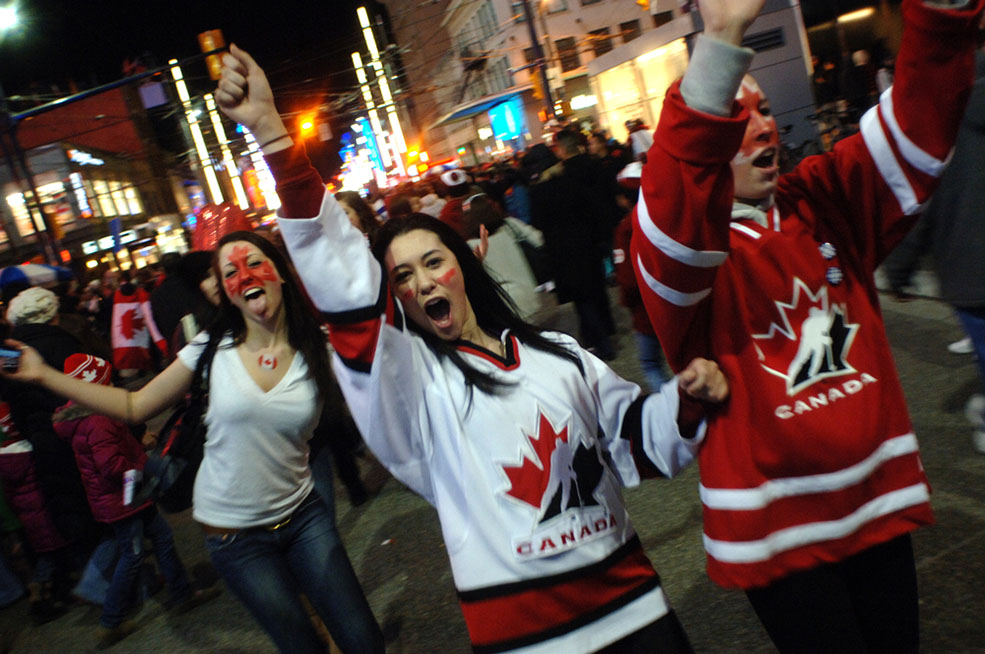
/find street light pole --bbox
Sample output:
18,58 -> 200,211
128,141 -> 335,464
521,0 -> 556,120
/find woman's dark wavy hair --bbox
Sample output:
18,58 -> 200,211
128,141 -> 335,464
370,213 -> 582,396
206,231 -> 334,398
335,191 -> 380,239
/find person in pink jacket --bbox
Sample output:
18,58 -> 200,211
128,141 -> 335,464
52,354 -> 216,649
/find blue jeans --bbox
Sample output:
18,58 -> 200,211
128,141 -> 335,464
956,306 -> 985,397
102,506 -> 190,628
204,492 -> 383,654
634,332 -> 668,392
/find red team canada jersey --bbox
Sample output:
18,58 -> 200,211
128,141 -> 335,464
632,0 -> 983,589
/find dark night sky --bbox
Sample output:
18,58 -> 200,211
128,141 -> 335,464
1,0 -> 382,109
1,0 -> 391,176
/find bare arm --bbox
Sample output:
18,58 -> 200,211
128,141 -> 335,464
2,339 -> 193,424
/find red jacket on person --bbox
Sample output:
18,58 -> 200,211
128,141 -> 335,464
52,403 -> 150,524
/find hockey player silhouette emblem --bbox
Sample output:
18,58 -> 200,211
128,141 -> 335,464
502,412 -> 606,523
753,278 -> 859,396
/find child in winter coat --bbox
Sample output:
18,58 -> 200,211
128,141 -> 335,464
52,354 -> 217,649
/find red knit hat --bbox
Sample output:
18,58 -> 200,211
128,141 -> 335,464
64,354 -> 112,386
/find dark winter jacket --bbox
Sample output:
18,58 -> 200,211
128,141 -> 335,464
0,323 -> 96,543
930,50 -> 985,307
52,403 -> 150,524
0,444 -> 70,553
528,154 -> 622,303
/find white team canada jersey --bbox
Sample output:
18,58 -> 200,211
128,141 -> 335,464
279,193 -> 705,654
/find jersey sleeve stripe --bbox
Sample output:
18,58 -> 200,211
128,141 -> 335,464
702,481 -> 930,564
878,87 -> 952,178
636,254 -> 713,306
636,191 -> 729,268
318,272 -> 389,324
328,317 -> 383,372
699,433 -> 920,510
729,222 -> 762,240
860,105 -> 925,215
619,395 -> 666,479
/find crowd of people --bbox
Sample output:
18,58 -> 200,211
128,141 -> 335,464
0,0 -> 982,652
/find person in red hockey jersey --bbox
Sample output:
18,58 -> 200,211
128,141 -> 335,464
631,0 -> 985,651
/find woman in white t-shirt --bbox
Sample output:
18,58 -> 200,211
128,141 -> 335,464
4,231 -> 384,654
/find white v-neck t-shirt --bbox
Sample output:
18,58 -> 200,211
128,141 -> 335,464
178,333 -> 321,528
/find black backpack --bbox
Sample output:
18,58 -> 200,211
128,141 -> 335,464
133,337 -> 219,513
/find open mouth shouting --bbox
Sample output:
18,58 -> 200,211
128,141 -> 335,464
424,297 -> 453,329
752,147 -> 778,171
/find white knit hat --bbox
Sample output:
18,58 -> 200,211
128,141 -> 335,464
5,287 -> 58,326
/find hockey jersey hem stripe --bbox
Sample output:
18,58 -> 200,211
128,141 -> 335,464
458,535 -> 653,601
636,189 -> 728,267
462,539 -> 660,651
469,578 -> 662,653
635,254 -> 712,307
702,481 -> 930,563
699,432 -> 920,510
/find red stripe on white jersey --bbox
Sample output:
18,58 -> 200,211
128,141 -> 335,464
459,543 -> 657,648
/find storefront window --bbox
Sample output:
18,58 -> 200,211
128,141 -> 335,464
593,38 -> 689,141
83,180 -> 103,217
92,180 -> 117,217
109,180 -> 130,216
124,185 -> 143,215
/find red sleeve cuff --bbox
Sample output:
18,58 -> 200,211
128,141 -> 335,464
266,144 -> 326,218
677,384 -> 708,440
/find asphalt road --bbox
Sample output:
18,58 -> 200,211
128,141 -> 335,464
3,286 -> 984,653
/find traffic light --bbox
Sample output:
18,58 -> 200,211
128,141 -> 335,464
531,71 -> 544,100
636,0 -> 650,9
198,30 -> 226,81
298,114 -> 317,139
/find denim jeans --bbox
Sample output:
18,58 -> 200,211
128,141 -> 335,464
634,332 -> 668,392
102,506 -> 190,628
956,306 -> 985,397
204,492 -> 383,654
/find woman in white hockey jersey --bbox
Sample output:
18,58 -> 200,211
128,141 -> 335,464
216,44 -> 729,654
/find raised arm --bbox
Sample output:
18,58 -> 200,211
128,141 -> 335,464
2,339 -> 192,424
781,0 -> 984,267
216,46 -> 437,501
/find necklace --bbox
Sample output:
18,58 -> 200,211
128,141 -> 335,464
258,352 -> 278,370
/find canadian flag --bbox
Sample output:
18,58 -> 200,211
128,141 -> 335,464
111,287 -> 168,371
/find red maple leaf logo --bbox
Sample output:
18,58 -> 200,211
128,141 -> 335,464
502,413 -> 568,509
752,277 -> 858,395
120,308 -> 143,341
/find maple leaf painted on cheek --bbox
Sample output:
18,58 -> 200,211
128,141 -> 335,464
503,413 -> 569,509
120,308 -> 143,340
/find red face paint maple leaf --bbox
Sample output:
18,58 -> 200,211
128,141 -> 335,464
503,413 -> 568,509
120,308 -> 143,340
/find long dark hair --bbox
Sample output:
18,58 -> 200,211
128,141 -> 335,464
371,213 -> 582,396
207,231 -> 334,398
335,191 -> 380,239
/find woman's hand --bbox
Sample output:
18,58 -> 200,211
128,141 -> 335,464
698,0 -> 766,46
679,357 -> 729,403
215,44 -> 290,150
473,224 -> 489,261
0,340 -> 51,386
